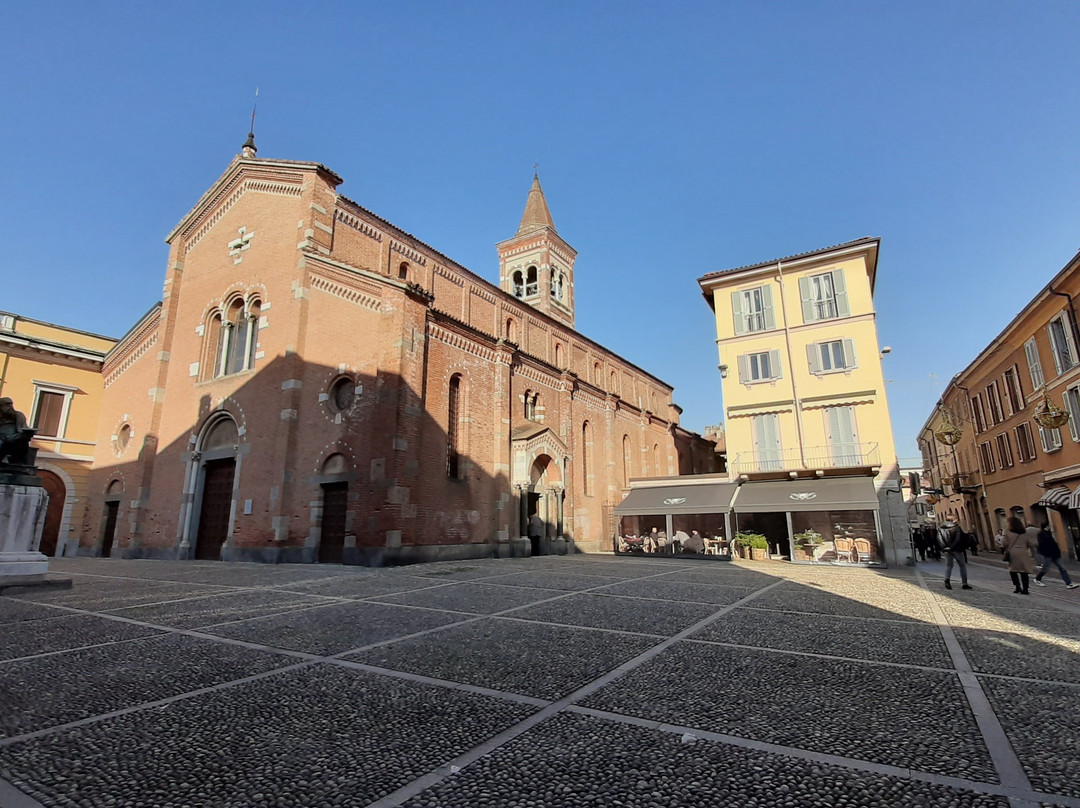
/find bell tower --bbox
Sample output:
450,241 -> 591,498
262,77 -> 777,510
497,174 -> 577,329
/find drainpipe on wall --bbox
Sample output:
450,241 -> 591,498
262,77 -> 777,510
0,351 -> 9,398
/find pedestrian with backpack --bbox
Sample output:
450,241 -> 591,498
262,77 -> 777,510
1033,523 -> 1079,590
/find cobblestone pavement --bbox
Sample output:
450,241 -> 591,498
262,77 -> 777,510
1,554 -> 1079,807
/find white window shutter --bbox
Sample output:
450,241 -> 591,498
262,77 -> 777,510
807,343 -> 822,374
761,285 -> 776,330
731,292 -> 746,336
768,349 -> 782,379
737,354 -> 750,384
842,338 -> 857,369
1049,324 -> 1064,375
798,277 -> 814,323
831,269 -> 850,317
1024,338 -> 1043,388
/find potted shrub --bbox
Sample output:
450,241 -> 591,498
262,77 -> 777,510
793,529 -> 823,562
735,532 -> 769,561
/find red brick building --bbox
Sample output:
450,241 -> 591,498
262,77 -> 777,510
82,141 -> 714,563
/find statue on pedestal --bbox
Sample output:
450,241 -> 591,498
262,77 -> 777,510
0,397 -> 35,467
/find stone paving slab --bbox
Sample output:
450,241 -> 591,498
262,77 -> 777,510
597,579 -> 763,605
941,602 -> 1080,638
204,599 -> 469,655
103,589 -> 340,628
691,606 -> 953,667
955,628 -> 1080,684
0,663 -> 537,808
402,712 -> 1010,808
655,567 -> 784,586
0,633 -> 294,738
0,613 -> 163,661
478,571 -> 625,591
272,573 -> 446,599
507,592 -> 714,636
370,582 -> 564,614
748,582 -> 935,622
580,641 -> 997,781
0,598 -> 73,623
933,589 -> 1061,611
982,678 -> 1080,799
346,618 -> 657,700
8,578 -> 230,611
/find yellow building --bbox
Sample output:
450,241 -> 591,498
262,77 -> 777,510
697,238 -> 907,565
0,311 -> 116,556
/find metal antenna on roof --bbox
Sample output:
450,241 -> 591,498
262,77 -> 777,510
242,88 -> 259,158
533,161 -> 539,177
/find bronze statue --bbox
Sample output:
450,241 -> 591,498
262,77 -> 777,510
0,397 -> 34,465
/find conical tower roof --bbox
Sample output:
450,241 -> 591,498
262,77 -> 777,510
516,174 -> 556,235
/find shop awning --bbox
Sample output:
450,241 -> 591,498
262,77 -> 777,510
1070,485 -> 1080,511
732,477 -> 879,513
615,482 -> 739,515
1037,486 -> 1071,510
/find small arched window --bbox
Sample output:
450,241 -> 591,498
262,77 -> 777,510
447,374 -> 462,479
653,443 -> 661,476
512,270 -> 525,299
621,435 -> 631,488
555,343 -> 564,368
525,266 -> 538,297
593,362 -> 602,385
505,318 -> 516,342
398,262 -> 409,280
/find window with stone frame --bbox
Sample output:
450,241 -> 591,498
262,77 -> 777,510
995,432 -> 1014,468
807,339 -> 856,374
1014,422 -> 1037,463
1038,423 -> 1063,453
31,388 -> 68,438
511,271 -> 525,299
970,394 -> 987,433
1048,312 -> 1078,375
1064,385 -> 1080,442
730,284 -> 776,335
1002,365 -> 1024,415
737,350 -> 782,384
978,441 -> 996,474
525,265 -> 539,297
798,269 -> 850,323
985,381 -> 1004,425
581,421 -> 592,496
211,296 -> 261,378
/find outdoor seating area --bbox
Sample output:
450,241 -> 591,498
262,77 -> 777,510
616,529 -> 731,558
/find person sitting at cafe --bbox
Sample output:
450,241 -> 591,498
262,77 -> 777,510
682,530 -> 705,554
644,527 -> 660,553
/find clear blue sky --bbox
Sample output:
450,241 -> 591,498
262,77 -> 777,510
3,2 -> 1079,465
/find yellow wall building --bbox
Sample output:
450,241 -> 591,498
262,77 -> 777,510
0,311 -> 116,556
698,238 -> 907,565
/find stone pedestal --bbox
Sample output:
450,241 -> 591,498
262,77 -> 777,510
0,472 -> 50,578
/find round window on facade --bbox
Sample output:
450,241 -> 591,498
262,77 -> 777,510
115,423 -> 132,453
330,377 -> 356,412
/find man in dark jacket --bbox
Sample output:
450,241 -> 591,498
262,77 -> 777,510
939,521 -> 972,590
1033,524 -> 1079,590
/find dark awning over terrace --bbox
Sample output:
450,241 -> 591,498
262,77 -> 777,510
732,477 -> 879,513
615,482 -> 739,515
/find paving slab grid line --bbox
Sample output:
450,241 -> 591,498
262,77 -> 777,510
0,557 -> 1077,807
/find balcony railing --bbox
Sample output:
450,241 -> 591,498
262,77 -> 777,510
730,443 -> 880,474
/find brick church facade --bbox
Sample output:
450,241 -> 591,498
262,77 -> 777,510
82,140 -> 714,564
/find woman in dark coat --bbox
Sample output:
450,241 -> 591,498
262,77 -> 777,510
1002,516 -> 1038,594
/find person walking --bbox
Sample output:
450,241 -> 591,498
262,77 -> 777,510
939,520 -> 971,590
1033,523 -> 1079,590
1002,516 -> 1039,595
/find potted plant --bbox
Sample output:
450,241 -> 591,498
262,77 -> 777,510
793,529 -> 823,561
735,531 -> 769,561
